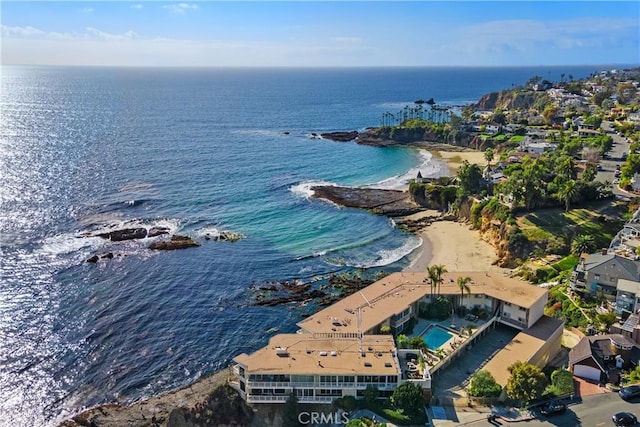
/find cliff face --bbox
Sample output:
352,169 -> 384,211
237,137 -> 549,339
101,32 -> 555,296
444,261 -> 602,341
475,90 -> 550,111
357,127 -> 473,147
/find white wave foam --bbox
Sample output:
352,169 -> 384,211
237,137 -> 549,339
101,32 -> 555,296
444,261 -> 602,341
368,149 -> 448,190
194,226 -> 221,238
344,236 -> 423,269
40,234 -> 105,256
79,218 -> 181,239
289,180 -> 338,200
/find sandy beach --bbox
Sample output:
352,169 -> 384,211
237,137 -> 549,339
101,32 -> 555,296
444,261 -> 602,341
406,220 -> 505,274
62,148 -> 501,427
435,150 -> 488,174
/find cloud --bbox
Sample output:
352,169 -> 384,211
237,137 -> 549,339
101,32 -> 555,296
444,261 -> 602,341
162,3 -> 199,15
1,25 -> 45,37
86,27 -> 137,41
1,25 -> 137,42
81,7 -> 94,14
130,4 -> 143,10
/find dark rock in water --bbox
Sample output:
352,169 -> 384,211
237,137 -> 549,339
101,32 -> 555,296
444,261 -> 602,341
320,131 -> 359,142
86,255 -> 99,263
149,235 -> 200,250
148,226 -> 170,237
282,131 -> 290,135
311,185 -> 422,217
96,227 -> 147,241
214,231 -> 244,242
101,252 -> 114,259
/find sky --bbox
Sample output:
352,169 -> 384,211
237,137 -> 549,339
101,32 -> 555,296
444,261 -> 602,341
1,1 -> 639,67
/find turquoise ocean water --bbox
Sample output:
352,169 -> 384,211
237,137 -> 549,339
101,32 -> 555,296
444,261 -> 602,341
0,65 -> 605,425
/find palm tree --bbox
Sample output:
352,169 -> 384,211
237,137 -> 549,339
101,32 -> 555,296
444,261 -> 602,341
558,179 -> 578,211
484,148 -> 495,169
426,265 -> 439,300
456,276 -> 472,309
571,234 -> 596,256
430,264 -> 448,296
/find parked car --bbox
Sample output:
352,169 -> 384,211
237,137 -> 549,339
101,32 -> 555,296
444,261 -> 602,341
612,412 -> 637,426
540,402 -> 567,416
619,384 -> 640,400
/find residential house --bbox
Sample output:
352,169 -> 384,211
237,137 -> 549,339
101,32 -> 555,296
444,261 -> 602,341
569,334 -> 640,382
569,252 -> 640,299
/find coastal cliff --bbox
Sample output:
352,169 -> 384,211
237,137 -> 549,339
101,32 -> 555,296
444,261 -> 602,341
356,127 -> 473,147
474,89 -> 551,111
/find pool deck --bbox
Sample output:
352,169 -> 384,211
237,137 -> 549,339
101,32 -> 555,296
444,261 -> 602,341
412,316 -> 480,369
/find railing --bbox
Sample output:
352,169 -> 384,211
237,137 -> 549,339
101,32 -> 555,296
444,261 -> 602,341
429,315 -> 499,375
391,313 -> 411,327
247,395 -> 289,403
247,381 -> 395,389
498,315 -> 525,329
247,395 -> 337,404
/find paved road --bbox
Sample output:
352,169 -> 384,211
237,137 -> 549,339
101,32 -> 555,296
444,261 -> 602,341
455,392 -> 639,426
598,121 -> 631,198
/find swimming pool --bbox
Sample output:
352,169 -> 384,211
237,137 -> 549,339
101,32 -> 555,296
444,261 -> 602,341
422,325 -> 453,350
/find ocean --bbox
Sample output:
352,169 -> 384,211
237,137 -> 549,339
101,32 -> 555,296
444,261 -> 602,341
0,65 -> 606,425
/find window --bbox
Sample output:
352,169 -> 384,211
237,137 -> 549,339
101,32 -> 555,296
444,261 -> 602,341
595,274 -> 600,280
503,312 -> 511,318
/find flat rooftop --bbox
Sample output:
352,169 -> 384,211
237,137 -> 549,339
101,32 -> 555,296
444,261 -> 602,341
233,334 -> 399,376
482,315 -> 564,386
297,271 -> 547,335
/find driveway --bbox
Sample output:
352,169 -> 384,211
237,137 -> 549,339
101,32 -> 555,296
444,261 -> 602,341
573,377 -> 609,397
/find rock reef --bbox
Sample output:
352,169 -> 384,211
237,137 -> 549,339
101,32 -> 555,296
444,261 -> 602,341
319,130 -> 359,142
311,185 -> 422,217
149,235 -> 200,251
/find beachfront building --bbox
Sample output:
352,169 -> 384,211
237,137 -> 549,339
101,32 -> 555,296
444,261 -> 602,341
231,271 -> 563,403
297,271 -> 549,335
230,334 -> 431,404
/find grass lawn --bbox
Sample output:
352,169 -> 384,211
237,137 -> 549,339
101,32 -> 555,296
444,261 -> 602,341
508,135 -> 525,143
551,255 -> 580,272
517,202 -> 626,250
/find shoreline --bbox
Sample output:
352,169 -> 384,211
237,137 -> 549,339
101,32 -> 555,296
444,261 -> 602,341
61,148 -> 496,427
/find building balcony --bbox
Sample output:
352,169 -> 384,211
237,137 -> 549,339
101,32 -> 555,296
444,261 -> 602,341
246,394 -> 338,404
246,381 -> 396,390
391,313 -> 411,328
499,316 -> 526,330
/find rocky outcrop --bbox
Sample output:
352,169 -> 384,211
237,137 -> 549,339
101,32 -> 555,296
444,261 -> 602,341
168,385 -> 254,427
96,228 -> 147,241
149,235 -> 200,251
311,185 -> 422,217
148,227 -> 170,237
356,127 -> 473,148
320,131 -> 359,142
86,252 -> 115,263
474,89 -> 551,111
204,231 -> 244,242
